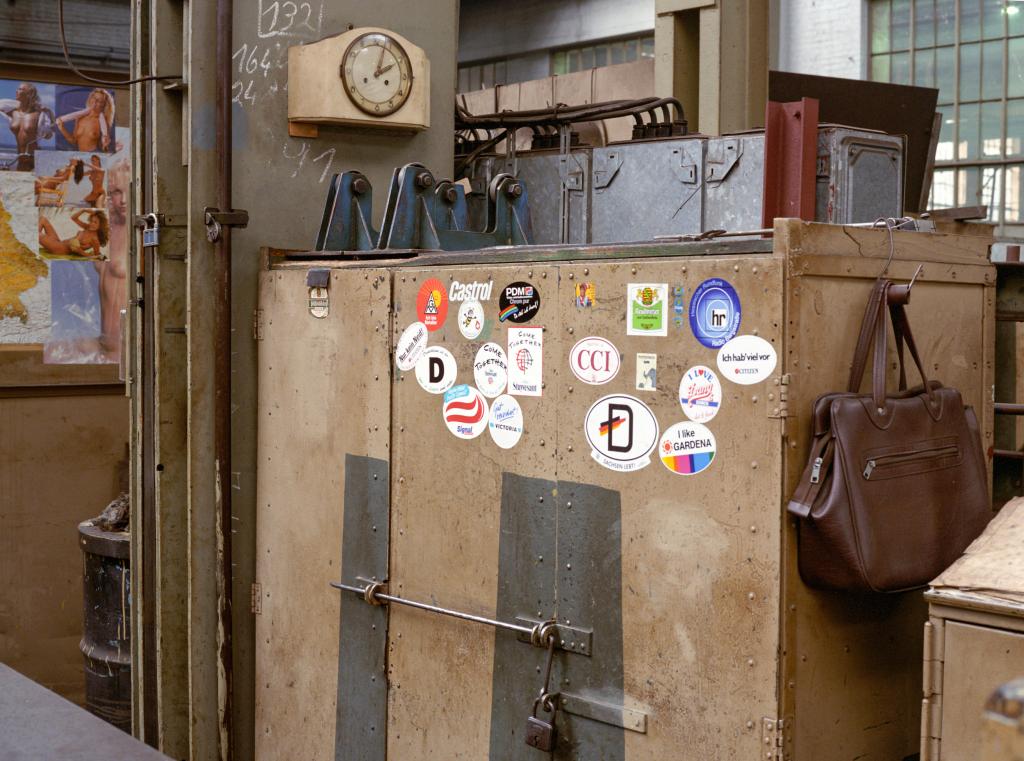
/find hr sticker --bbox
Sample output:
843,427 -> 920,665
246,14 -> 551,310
689,278 -> 741,348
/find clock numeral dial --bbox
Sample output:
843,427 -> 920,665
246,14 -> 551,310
340,32 -> 414,117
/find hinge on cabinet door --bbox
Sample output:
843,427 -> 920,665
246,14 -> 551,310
253,309 -> 264,341
761,717 -> 786,760
768,374 -> 792,419
251,582 -> 262,614
921,620 -> 945,761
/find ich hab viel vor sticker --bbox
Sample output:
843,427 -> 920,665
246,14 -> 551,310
395,322 -> 428,372
415,346 -> 458,395
488,394 -> 524,449
507,326 -> 543,397
678,365 -> 722,423
716,334 -> 777,386
474,342 -> 508,398
584,394 -> 659,472
689,278 -> 741,348
660,422 -> 716,476
442,384 -> 489,439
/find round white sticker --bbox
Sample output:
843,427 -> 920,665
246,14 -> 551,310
678,365 -> 722,423
474,342 -> 508,398
395,321 -> 428,372
415,346 -> 457,394
488,394 -> 524,449
458,299 -> 485,340
659,422 -> 716,476
716,334 -> 778,386
583,394 -> 659,472
569,336 -> 620,385
442,384 -> 489,439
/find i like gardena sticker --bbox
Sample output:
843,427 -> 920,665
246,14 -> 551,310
659,422 -> 716,476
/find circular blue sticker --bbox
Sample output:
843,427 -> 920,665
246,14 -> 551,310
689,278 -> 741,348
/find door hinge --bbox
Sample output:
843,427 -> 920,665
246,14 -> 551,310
762,717 -> 786,760
921,620 -> 945,761
768,373 -> 792,419
251,582 -> 263,614
253,309 -> 264,340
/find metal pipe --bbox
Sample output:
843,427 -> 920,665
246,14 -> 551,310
995,403 -> 1024,415
331,582 -> 535,638
993,449 -> 1024,460
214,0 -> 234,756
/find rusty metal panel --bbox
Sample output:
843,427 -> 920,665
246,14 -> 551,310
254,266 -> 392,761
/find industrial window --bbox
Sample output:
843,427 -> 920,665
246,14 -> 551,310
870,0 -> 1024,229
457,59 -> 509,93
551,34 -> 654,76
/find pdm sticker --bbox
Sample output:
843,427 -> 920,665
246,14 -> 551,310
395,322 -> 428,371
678,365 -> 722,423
569,336 -> 620,385
689,278 -> 741,348
488,394 -> 524,449
507,326 -> 543,397
716,334 -> 778,385
458,299 -> 485,340
498,281 -> 541,323
416,277 -> 449,332
584,394 -> 659,472
415,346 -> 457,395
473,342 -> 508,398
442,384 -> 489,439
449,279 -> 494,302
627,283 -> 668,336
660,422 -> 716,476
575,281 -> 595,308
635,353 -> 657,391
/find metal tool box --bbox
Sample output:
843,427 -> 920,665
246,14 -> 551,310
254,220 -> 992,761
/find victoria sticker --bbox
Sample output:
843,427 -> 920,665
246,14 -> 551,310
584,394 -> 659,472
416,277 -> 449,332
488,394 -> 524,449
689,278 -> 741,348
660,422 -> 716,476
458,299 -> 484,340
395,322 -> 428,371
442,385 -> 489,440
507,326 -> 543,397
474,342 -> 508,398
415,346 -> 457,395
717,334 -> 778,385
499,281 -> 541,323
569,336 -> 619,385
678,365 -> 722,423
626,283 -> 668,337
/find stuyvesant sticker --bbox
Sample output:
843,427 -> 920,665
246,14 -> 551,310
499,281 -> 541,323
716,334 -> 777,385
458,299 -> 485,340
415,346 -> 457,395
584,394 -> 659,472
474,342 -> 508,398
442,384 -> 489,439
507,326 -> 543,397
659,422 -> 716,476
417,277 -> 449,332
626,283 -> 668,337
678,365 -> 722,423
689,278 -> 741,348
488,394 -> 524,449
569,336 -> 620,385
395,321 -> 428,371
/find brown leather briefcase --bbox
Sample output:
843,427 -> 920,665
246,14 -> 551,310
787,279 -> 991,592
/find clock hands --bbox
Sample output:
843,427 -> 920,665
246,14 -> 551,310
374,45 -> 386,78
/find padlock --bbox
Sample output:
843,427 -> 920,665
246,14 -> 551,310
142,213 -> 160,248
525,695 -> 557,752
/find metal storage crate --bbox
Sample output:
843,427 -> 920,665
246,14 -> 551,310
254,221 -> 992,761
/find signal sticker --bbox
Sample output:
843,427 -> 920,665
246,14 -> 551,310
678,365 -> 722,423
473,342 -> 508,398
569,336 -> 620,385
659,422 -> 716,476
458,299 -> 485,340
689,278 -> 741,348
416,277 -> 449,332
442,384 -> 489,439
415,346 -> 458,395
395,321 -> 428,372
507,326 -> 543,397
716,334 -> 778,385
488,394 -> 524,449
584,394 -> 659,472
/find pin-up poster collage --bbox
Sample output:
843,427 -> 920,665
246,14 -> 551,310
0,79 -> 129,364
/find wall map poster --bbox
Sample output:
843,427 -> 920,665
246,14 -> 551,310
0,79 -> 128,363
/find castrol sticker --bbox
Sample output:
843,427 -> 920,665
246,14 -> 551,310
474,342 -> 508,398
678,365 -> 722,423
569,336 -> 620,385
716,335 -> 777,385
395,322 -> 428,371
415,346 -> 457,395
442,385 -> 489,439
659,422 -> 716,476
488,394 -> 524,449
584,394 -> 659,472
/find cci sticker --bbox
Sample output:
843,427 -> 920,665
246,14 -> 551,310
442,384 -> 489,439
689,278 -> 741,348
416,278 -> 449,332
575,281 -> 595,308
488,394 -> 524,449
635,353 -> 657,391
499,281 -> 541,323
458,300 -> 485,340
449,279 -> 493,302
716,334 -> 778,385
395,322 -> 428,372
627,283 -> 668,337
415,346 -> 457,395
678,365 -> 722,423
659,422 -> 716,476
473,342 -> 508,398
569,336 -> 620,385
584,394 -> 659,472
507,326 -> 543,397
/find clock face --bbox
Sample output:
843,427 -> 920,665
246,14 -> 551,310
341,32 -> 413,117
